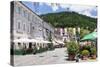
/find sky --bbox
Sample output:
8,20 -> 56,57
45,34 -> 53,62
22,1 -> 97,18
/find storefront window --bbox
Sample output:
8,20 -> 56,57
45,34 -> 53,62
18,43 -> 21,47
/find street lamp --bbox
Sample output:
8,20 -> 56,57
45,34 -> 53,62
75,27 -> 80,62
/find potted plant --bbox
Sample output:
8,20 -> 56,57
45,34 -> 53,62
82,45 -> 91,52
90,47 -> 96,59
26,48 -> 33,54
33,46 -> 37,54
81,50 -> 90,60
67,41 -> 79,60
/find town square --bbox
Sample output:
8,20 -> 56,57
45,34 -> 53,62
10,1 -> 97,66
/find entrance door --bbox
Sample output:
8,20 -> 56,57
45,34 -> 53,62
29,43 -> 32,48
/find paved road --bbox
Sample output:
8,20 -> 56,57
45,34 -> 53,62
14,48 -> 96,66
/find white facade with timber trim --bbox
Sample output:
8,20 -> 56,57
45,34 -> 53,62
11,1 -> 54,50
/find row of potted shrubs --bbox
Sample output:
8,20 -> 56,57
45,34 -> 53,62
12,47 -> 48,55
66,41 -> 97,61
80,45 -> 97,60
11,43 -> 55,55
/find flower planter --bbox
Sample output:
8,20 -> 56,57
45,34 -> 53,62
91,54 -> 96,59
66,41 -> 79,61
68,54 -> 76,60
90,47 -> 97,59
81,50 -> 90,60
82,56 -> 88,60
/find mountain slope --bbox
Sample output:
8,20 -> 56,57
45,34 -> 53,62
40,12 -> 97,31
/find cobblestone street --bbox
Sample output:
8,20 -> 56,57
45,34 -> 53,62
14,48 -> 96,66
14,48 -> 68,66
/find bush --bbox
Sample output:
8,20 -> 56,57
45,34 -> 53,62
13,49 -> 24,55
48,43 -> 55,50
26,48 -> 33,54
79,45 -> 91,56
81,50 -> 90,56
67,41 -> 79,55
90,47 -> 96,55
32,47 -> 37,54
82,45 -> 91,52
36,46 -> 48,53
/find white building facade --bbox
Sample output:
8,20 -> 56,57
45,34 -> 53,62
11,1 -> 54,50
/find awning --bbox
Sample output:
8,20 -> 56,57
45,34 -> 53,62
13,38 -> 33,42
55,40 -> 64,44
39,40 -> 51,43
81,32 -> 97,41
13,38 -> 51,43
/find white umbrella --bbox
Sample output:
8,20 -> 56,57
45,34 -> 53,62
13,38 -> 31,42
42,40 -> 51,43
35,39 -> 51,43
30,39 -> 38,42
56,40 -> 64,44
13,38 -> 51,44
13,38 -> 37,43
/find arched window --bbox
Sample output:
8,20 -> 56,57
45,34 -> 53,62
18,42 -> 21,48
23,43 -> 26,49
18,22 -> 21,30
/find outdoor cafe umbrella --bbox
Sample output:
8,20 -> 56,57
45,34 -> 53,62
13,38 -> 37,43
37,39 -> 51,43
13,38 -> 51,44
81,32 -> 97,41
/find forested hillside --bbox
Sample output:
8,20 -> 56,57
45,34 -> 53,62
40,12 -> 97,31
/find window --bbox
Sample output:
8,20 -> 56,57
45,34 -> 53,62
23,24 -> 25,31
23,10 -> 28,18
26,12 -> 28,18
18,22 -> 21,29
17,7 -> 21,14
28,13 -> 30,21
32,16 -> 34,22
29,23 -> 32,33
30,14 -> 32,21
23,43 -> 26,49
23,10 -> 26,17
18,43 -> 21,48
17,37 -> 20,39
27,13 -> 29,20
21,9 -> 24,17
27,24 -> 30,33
15,6 -> 19,13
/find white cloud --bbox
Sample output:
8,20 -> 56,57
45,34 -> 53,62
42,3 -> 97,18
81,9 -> 92,16
70,5 -> 92,12
59,4 -> 71,8
45,3 -> 59,11
81,9 -> 97,18
45,3 -> 71,11
39,2 -> 44,6
52,6 -> 59,11
69,5 -> 97,18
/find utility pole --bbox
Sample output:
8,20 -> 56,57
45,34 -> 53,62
76,27 -> 80,62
